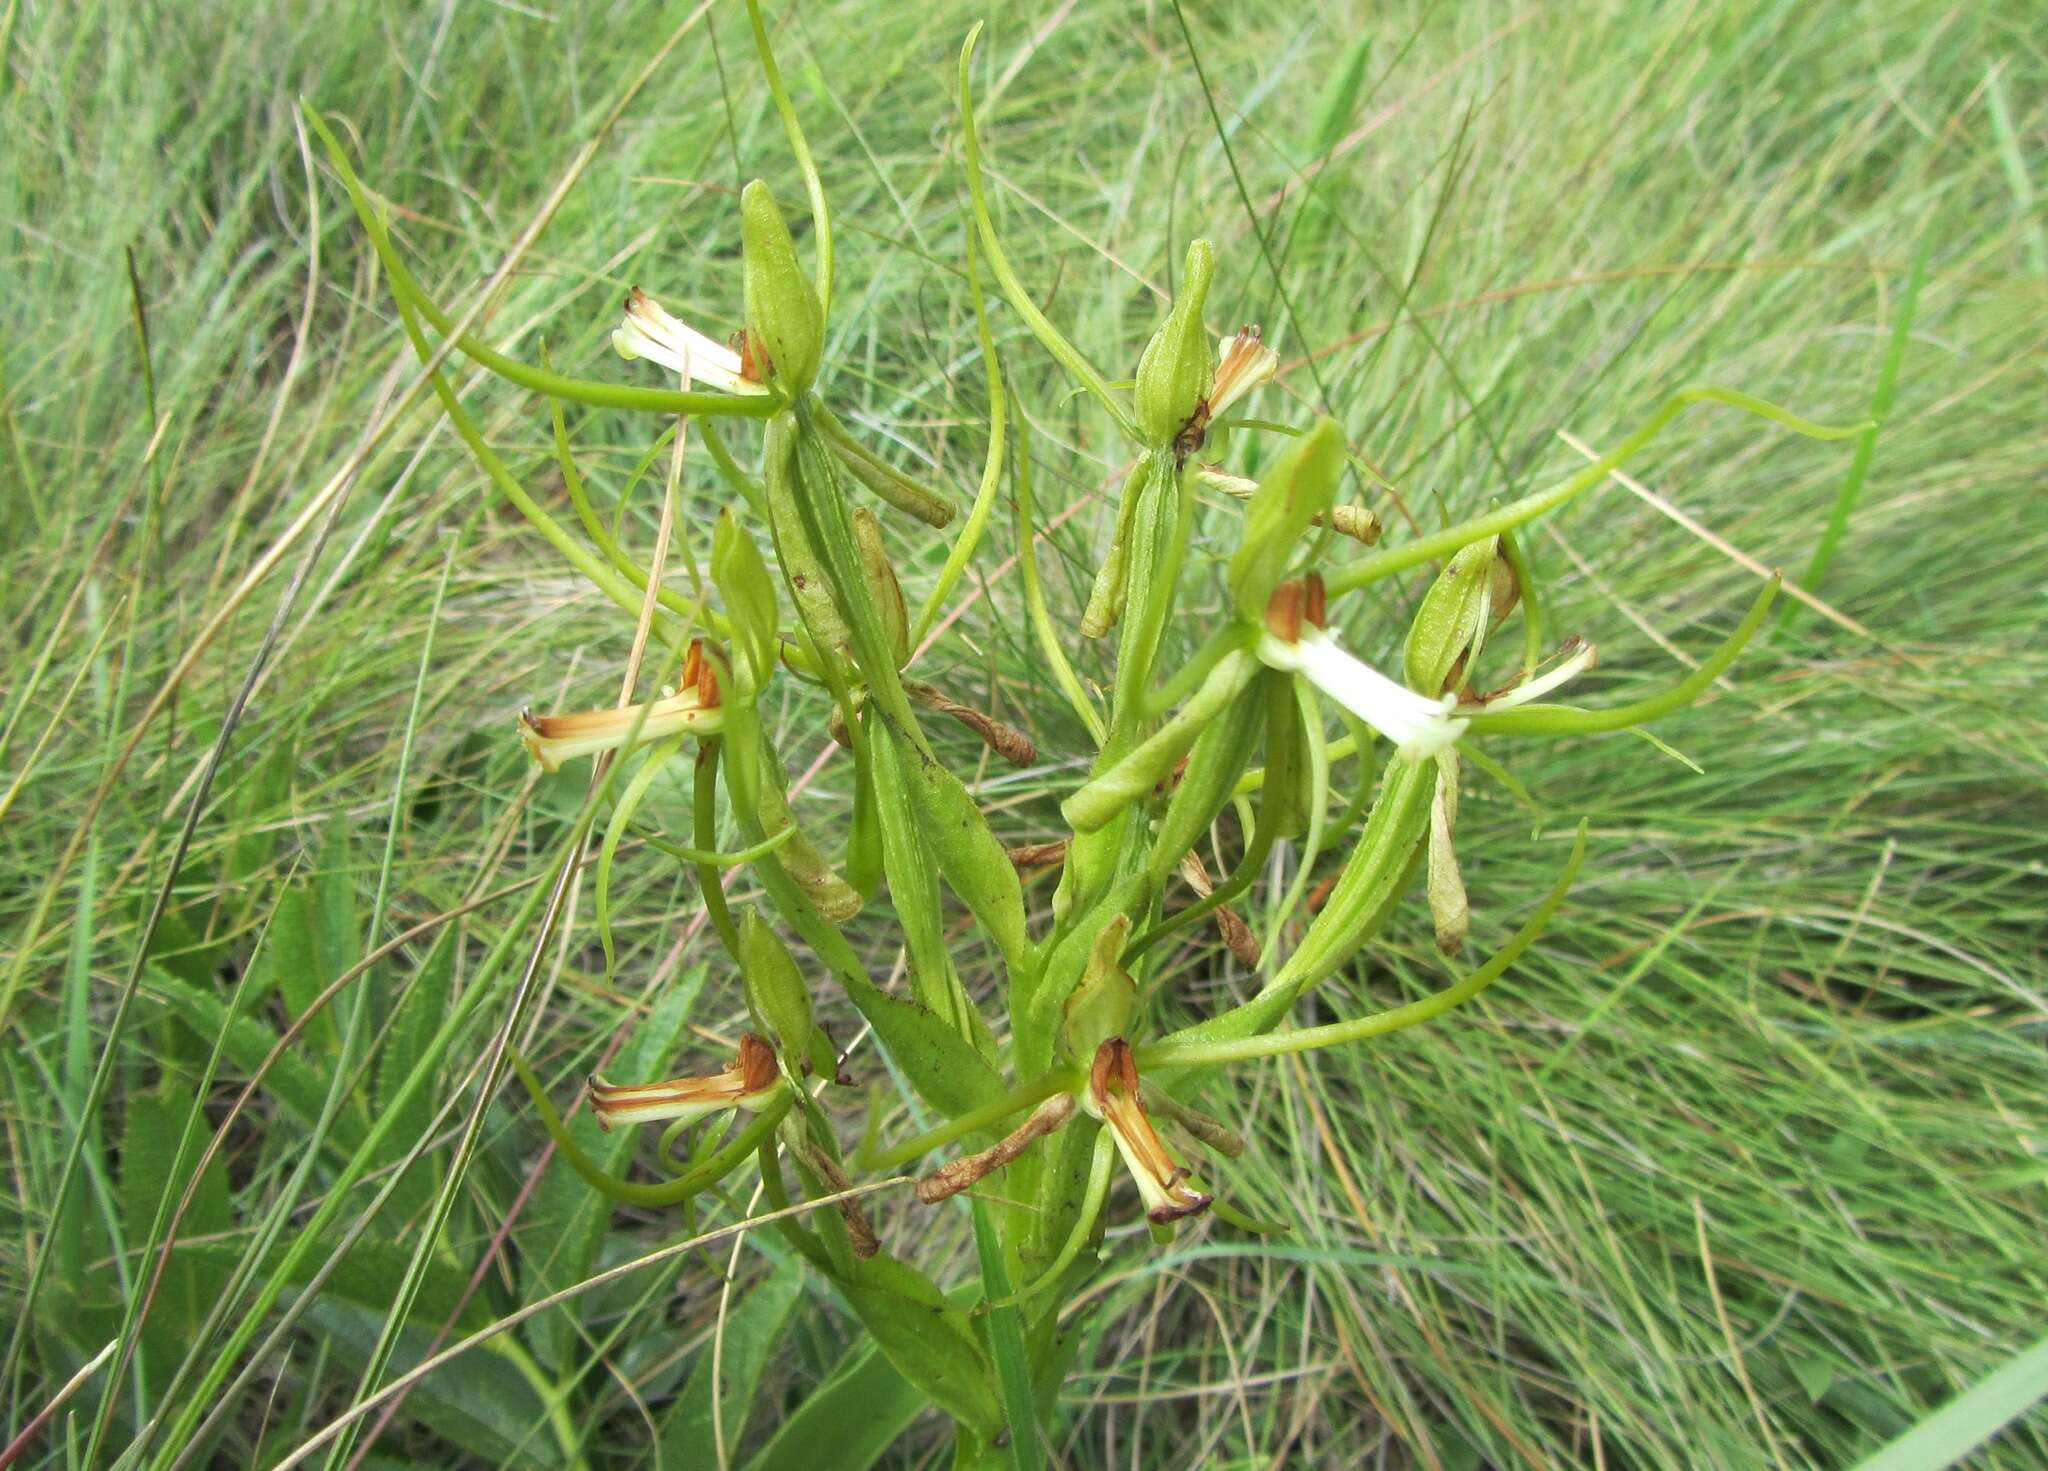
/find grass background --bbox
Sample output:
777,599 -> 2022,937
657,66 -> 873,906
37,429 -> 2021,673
3,0 -> 2044,1467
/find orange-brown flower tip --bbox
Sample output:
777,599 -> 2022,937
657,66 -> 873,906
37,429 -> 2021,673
1265,579 -> 1307,644
679,639 -> 723,709
1087,1038 -> 1212,1224
736,329 -> 770,386
1146,1172 -> 1215,1225
586,1033 -> 782,1133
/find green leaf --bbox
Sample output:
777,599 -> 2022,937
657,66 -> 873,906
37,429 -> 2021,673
260,887 -> 336,1057
1849,1334 -> 2048,1471
370,942 -> 454,1222
315,810 -> 361,1010
121,1078 -> 231,1372
303,1298 -> 563,1467
741,1339 -> 929,1471
881,718 -> 1032,976
840,1254 -> 1003,1441
660,1259 -> 805,1464
145,968 -> 365,1152
1226,417 -> 1343,620
843,982 -> 1005,1123
972,1200 -> 1044,1471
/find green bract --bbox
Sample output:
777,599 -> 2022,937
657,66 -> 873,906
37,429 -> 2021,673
741,178 -> 825,392
711,506 -> 778,688
1228,417 -> 1344,621
739,908 -> 813,1060
1133,238 -> 1216,447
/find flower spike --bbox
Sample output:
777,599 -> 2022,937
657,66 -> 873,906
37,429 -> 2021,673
587,1032 -> 782,1133
1083,1038 -> 1212,1224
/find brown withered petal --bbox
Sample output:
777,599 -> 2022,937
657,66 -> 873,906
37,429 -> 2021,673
1324,504 -> 1382,546
905,681 -> 1037,767
801,1143 -> 880,1259
1177,852 -> 1261,967
916,1094 -> 1077,1204
1005,839 -> 1069,870
1214,903 -> 1261,968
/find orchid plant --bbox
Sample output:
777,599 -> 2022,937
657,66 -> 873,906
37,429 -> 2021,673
308,6 -> 1865,1464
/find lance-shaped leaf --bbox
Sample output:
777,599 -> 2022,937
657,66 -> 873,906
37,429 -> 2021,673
879,717 -> 1033,976
852,507 -> 909,670
839,1255 -> 1004,1441
739,911 -> 815,1064
763,413 -> 852,661
1143,679 -> 1267,888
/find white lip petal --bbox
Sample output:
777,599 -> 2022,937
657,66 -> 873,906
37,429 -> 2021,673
611,288 -> 764,394
1260,630 -> 1467,760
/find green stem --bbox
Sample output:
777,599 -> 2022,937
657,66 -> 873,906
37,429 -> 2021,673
910,234 -> 1008,647
957,25 -> 1136,439
1123,788 -> 1279,962
1013,398 -> 1107,745
1787,231 -> 1930,623
976,1128 -> 1112,1315
744,0 -> 833,313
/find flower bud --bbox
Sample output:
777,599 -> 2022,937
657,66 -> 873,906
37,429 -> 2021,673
1133,239 -> 1216,448
712,506 -> 778,688
1227,418 -> 1343,622
741,179 -> 824,393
